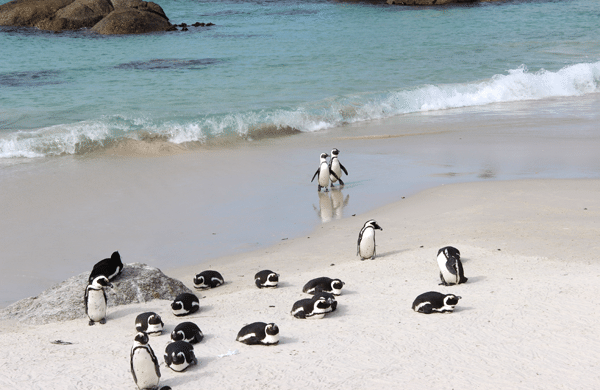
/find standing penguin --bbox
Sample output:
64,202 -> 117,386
171,293 -> 200,316
236,322 -> 280,345
254,270 -> 279,288
193,270 -> 224,289
437,246 -> 468,285
412,291 -> 461,314
329,148 -> 348,187
311,153 -> 339,192
357,219 -> 383,260
84,275 -> 113,325
164,341 -> 197,372
88,251 -> 123,283
130,332 -> 161,390
135,312 -> 164,336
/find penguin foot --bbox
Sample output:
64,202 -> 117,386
99,318 -> 106,324
88,320 -> 95,326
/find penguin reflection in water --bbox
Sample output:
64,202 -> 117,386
311,153 -> 339,192
84,275 -> 113,325
357,220 -> 383,260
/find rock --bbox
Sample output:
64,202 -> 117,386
0,0 -> 171,34
0,263 -> 193,325
386,0 -> 502,4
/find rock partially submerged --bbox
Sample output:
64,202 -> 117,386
0,0 -> 171,34
0,263 -> 193,325
386,0 -> 503,4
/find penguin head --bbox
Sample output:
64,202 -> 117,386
331,279 -> 345,292
265,323 -> 279,336
331,148 -> 340,157
90,275 -> 113,289
172,351 -> 186,365
110,251 -> 121,263
171,301 -> 183,311
134,332 -> 149,345
148,314 -> 163,326
268,273 -> 279,282
364,219 -> 383,231
314,296 -> 330,310
444,294 -> 461,307
171,330 -> 185,342
193,275 -> 206,287
319,153 -> 329,161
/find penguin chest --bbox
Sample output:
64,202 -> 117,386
318,163 -> 329,187
330,160 -> 341,181
437,253 -> 457,284
359,229 -> 376,258
131,350 -> 159,388
86,289 -> 107,321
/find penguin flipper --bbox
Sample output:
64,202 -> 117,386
311,169 -> 319,182
340,163 -> 348,175
446,259 -> 459,276
150,347 -> 161,378
130,350 -> 138,385
329,169 -> 340,181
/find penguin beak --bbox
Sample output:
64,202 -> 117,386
107,282 -> 114,288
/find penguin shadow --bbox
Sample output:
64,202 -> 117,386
463,275 -> 485,284
277,335 -> 299,345
273,281 -> 292,289
370,249 -> 407,259
160,362 -> 201,387
452,305 -> 474,313
109,305 -> 154,321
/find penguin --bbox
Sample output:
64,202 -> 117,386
130,332 -> 161,390
171,322 -> 204,344
412,291 -> 461,314
135,312 -> 164,336
193,270 -> 224,289
88,251 -> 123,283
171,293 -> 199,316
84,275 -> 113,325
254,270 -> 279,288
291,296 -> 332,319
312,291 -> 337,313
236,322 -> 280,345
311,152 -> 339,192
164,340 -> 197,372
357,219 -> 383,260
329,148 -> 348,187
437,246 -> 468,285
302,277 -> 345,296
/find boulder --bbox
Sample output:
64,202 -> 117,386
0,0 -> 171,34
386,0 -> 502,4
0,263 -> 193,325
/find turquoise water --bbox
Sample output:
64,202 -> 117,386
1,0 -> 599,157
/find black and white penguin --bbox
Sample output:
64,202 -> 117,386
164,341 -> 197,372
135,312 -> 164,336
291,296 -> 332,319
302,277 -> 345,296
357,219 -> 383,260
193,270 -> 224,289
84,275 -> 113,325
412,291 -> 461,314
329,148 -> 348,187
236,322 -> 280,345
171,322 -> 204,344
437,246 -> 468,286
254,270 -> 279,288
88,251 -> 123,283
171,293 -> 199,316
130,332 -> 161,390
311,152 -> 339,192
312,291 -> 337,313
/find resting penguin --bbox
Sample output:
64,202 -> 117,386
437,246 -> 468,285
171,322 -> 204,344
171,293 -> 199,316
236,322 -> 280,345
412,291 -> 461,314
254,270 -> 279,288
357,219 -> 383,260
130,332 -> 161,390
311,152 -> 339,192
84,275 -> 113,325
135,312 -> 164,336
164,341 -> 197,372
88,251 -> 123,283
291,296 -> 332,319
312,291 -> 337,313
302,277 -> 345,296
193,270 -> 224,289
329,148 -> 348,187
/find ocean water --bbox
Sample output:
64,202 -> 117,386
1,0 -> 599,158
1,0 -> 600,307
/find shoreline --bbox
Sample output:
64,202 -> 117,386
2,177 -> 600,389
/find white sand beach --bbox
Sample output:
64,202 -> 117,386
1,178 -> 599,389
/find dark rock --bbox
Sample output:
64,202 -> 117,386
181,26 -> 188,31
0,263 -> 192,325
206,22 -> 214,26
91,7 -> 170,34
179,22 -> 187,27
167,24 -> 178,31
192,22 -> 203,27
386,0 -> 502,4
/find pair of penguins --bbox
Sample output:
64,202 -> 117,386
311,148 -> 348,192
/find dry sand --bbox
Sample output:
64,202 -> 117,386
1,178 -> 599,389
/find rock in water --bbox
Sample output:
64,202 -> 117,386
0,263 -> 192,325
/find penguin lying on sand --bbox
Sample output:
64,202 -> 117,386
329,148 -> 348,187
171,322 -> 204,344
193,270 -> 224,289
171,293 -> 199,316
291,295 -> 334,319
412,291 -> 461,314
164,341 -> 197,372
88,251 -> 123,283
255,270 -> 279,288
130,332 -> 161,390
236,322 -> 280,345
311,152 -> 339,192
437,246 -> 468,285
135,312 -> 164,336
84,275 -> 113,325
357,220 -> 383,260
302,277 -> 345,296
